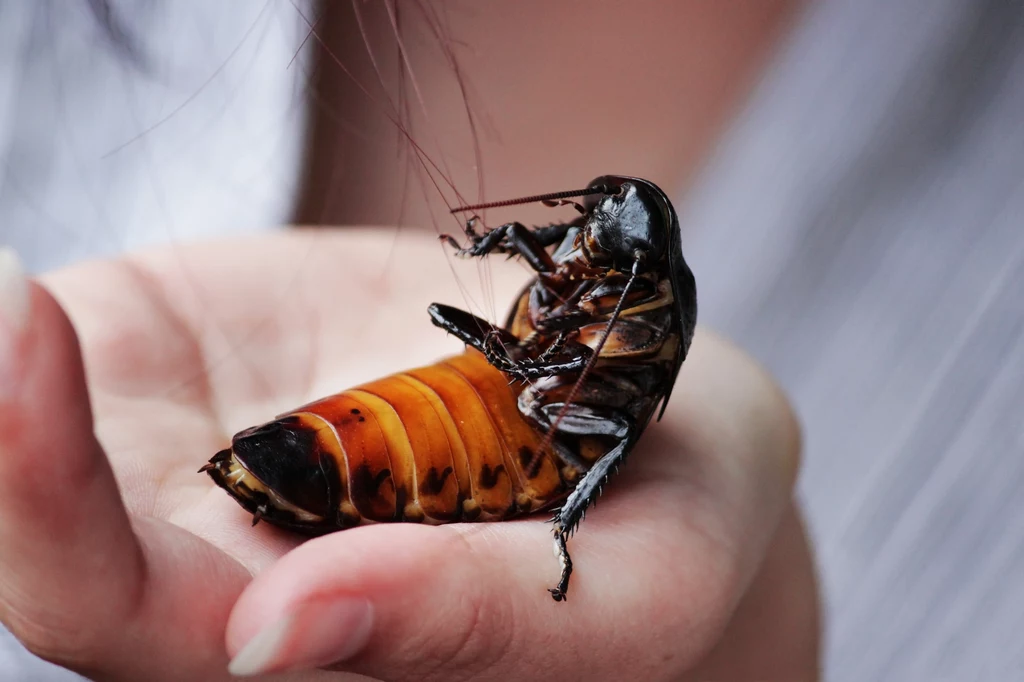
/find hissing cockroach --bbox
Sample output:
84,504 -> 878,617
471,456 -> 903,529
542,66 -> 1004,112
202,175 -> 697,601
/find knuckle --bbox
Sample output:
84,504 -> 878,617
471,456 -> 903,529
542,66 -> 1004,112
436,589 -> 514,681
405,529 -> 518,682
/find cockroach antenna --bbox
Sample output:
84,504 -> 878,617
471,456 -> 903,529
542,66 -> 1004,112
450,185 -> 615,213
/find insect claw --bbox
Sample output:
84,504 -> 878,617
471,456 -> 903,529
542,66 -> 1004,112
197,462 -> 215,473
439,234 -> 464,251
252,505 -> 267,526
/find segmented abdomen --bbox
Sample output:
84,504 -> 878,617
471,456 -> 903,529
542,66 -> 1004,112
284,349 -> 569,527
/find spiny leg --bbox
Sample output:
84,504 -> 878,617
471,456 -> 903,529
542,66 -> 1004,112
439,215 -> 483,251
549,434 -> 631,601
441,221 -> 576,272
481,330 -> 592,380
528,404 -> 634,601
471,222 -> 558,272
483,304 -> 602,379
429,302 -> 593,379
535,331 -> 570,362
428,303 -> 519,351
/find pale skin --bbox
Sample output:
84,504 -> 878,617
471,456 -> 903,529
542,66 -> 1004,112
0,229 -> 818,681
1,0 -> 821,678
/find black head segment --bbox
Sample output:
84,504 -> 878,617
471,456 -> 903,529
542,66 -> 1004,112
584,175 -> 697,420
580,176 -> 673,272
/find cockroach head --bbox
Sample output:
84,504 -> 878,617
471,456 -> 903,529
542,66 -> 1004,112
581,176 -> 672,273
203,416 -> 337,533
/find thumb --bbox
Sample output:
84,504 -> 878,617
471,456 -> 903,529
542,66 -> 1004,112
0,249 -> 145,670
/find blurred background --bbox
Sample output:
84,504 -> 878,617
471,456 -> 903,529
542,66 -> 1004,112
2,0 -> 1022,679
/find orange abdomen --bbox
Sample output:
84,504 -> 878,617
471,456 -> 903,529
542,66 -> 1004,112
287,349 -> 568,526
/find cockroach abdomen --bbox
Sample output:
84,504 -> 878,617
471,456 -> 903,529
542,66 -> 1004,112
230,418 -> 334,519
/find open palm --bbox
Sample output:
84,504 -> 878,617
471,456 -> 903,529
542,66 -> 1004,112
0,229 -> 818,681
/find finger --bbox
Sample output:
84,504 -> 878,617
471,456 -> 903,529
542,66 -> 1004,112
682,502 -> 821,681
0,250 -> 145,669
224,328 -> 803,681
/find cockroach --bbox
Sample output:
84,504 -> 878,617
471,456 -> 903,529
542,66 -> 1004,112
201,175 -> 697,601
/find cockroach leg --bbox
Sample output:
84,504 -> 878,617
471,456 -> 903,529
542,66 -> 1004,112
427,303 -> 519,354
438,234 -> 463,251
450,221 -> 560,273
553,433 -> 631,531
535,332 -> 567,359
463,215 -> 481,239
542,411 -> 634,600
442,217 -> 579,270
480,330 -> 593,380
484,348 -> 590,381
547,442 -> 590,479
549,529 -> 573,602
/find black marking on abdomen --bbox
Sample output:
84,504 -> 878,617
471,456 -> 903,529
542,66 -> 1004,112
518,445 -> 542,478
420,466 -> 454,496
478,463 -> 506,489
349,465 -> 392,502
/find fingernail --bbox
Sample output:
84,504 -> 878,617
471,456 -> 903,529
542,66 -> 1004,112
228,597 -> 373,677
0,249 -> 30,393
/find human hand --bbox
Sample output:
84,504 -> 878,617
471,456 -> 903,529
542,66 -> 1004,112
0,229 -> 819,681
